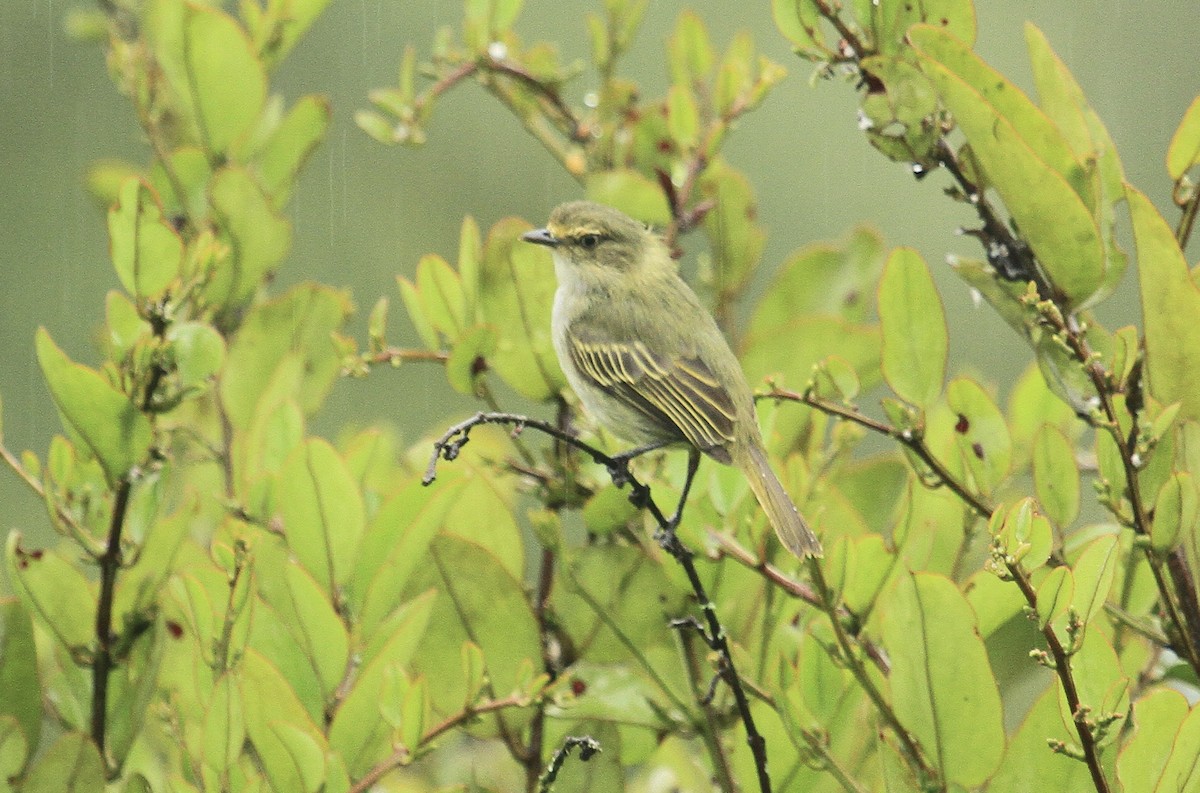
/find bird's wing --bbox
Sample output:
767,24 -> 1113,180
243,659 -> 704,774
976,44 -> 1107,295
566,331 -> 737,454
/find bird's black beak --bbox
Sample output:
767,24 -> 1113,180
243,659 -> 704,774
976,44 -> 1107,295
521,228 -> 558,247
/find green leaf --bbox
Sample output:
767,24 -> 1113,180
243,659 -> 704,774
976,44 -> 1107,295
751,227 -> 885,329
742,317 -> 880,392
1152,473 -> 1198,555
266,561 -> 350,700
480,217 -> 566,401
993,499 -> 1054,573
268,722 -> 325,793
1069,534 -> 1119,628
414,253 -> 466,341
700,161 -> 764,297
667,10 -> 713,84
208,166 -> 292,307
666,84 -> 700,149
1129,186 -> 1200,421
1024,24 -> 1128,304
911,25 -> 1108,310
946,377 -> 1011,496
108,178 -> 183,298
410,537 -> 540,720
771,0 -> 823,50
988,685 -> 1089,793
1116,688 -> 1188,791
584,169 -> 672,226
5,535 -> 97,654
167,321 -> 225,392
21,733 -> 104,793
878,247 -> 948,407
963,571 -> 1025,638
328,591 -> 435,777
0,716 -> 28,788
0,601 -> 39,760
254,95 -> 331,206
1168,96 -> 1200,180
881,572 -> 1004,787
240,650 -> 326,793
1032,424 -> 1080,527
1057,629 -> 1129,746
874,0 -> 976,54
1035,565 -> 1074,629
220,284 -> 352,428
277,439 -> 365,592
458,215 -> 483,324
147,2 -> 267,155
202,673 -> 244,776
397,275 -> 438,350
35,328 -> 151,485
352,479 -> 453,636
445,325 -> 496,395
149,147 -> 212,221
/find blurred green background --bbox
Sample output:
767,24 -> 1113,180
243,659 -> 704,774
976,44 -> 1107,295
1,0 -> 1195,544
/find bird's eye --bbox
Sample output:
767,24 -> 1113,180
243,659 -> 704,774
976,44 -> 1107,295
578,233 -> 600,250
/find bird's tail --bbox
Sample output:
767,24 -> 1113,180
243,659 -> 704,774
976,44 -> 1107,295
736,442 -> 822,558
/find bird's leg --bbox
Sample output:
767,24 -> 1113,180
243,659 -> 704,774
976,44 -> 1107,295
605,439 -> 672,486
665,447 -> 702,532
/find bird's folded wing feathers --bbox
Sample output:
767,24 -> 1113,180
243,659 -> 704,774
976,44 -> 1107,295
568,333 -> 737,452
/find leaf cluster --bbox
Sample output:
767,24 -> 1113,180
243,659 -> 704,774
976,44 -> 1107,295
3,2 -> 1200,793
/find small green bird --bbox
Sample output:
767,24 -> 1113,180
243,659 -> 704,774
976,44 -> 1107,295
522,201 -> 822,558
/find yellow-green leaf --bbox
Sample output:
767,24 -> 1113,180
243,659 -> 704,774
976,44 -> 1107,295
1032,424 -> 1080,527
878,247 -> 948,407
108,178 -> 183,298
881,572 -> 1004,787
1129,186 -> 1200,421
911,25 -> 1107,310
35,328 -> 151,485
1167,96 -> 1200,180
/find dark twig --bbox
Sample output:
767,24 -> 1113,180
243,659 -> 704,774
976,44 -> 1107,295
424,412 -> 775,793
91,475 -> 132,774
1005,561 -> 1112,793
538,736 -> 601,793
1176,183 -> 1200,249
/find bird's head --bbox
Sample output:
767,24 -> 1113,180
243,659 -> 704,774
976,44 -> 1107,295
522,201 -> 667,279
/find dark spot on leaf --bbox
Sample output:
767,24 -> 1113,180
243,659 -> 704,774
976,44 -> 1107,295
17,559 -> 27,570
746,205 -> 757,221
166,620 -> 184,639
169,214 -> 186,232
29,549 -> 43,560
844,290 -> 860,307
955,414 -> 969,433
941,17 -> 950,25
862,71 -> 886,94
471,355 -> 488,377
657,139 -> 673,153
972,442 -> 985,460
571,677 -> 587,696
